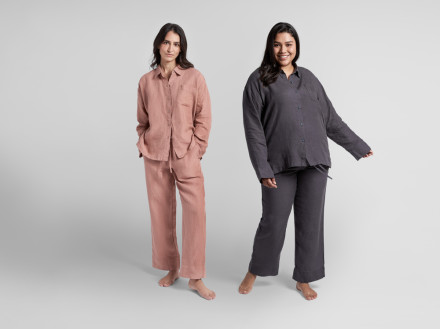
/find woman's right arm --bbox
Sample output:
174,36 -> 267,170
242,74 -> 275,183
136,81 -> 149,157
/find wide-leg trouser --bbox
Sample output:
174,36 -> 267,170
249,166 -> 328,283
143,143 -> 206,279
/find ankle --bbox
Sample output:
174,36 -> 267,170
189,278 -> 202,283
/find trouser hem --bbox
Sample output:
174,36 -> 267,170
152,259 -> 180,272
179,265 -> 206,279
293,266 -> 325,283
249,261 -> 279,277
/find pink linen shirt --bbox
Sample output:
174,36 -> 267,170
136,65 -> 212,160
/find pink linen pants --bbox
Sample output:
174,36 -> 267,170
143,143 -> 206,279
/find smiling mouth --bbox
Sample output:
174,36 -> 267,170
278,55 -> 289,59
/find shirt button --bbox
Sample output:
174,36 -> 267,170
300,138 -> 305,142
297,105 -> 302,109
300,122 -> 304,126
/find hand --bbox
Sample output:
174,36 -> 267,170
261,178 -> 277,188
363,150 -> 373,158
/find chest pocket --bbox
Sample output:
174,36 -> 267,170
302,83 -> 325,127
178,86 -> 196,108
303,83 -> 320,104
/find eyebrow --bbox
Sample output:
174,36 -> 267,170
164,39 -> 180,43
274,41 -> 294,44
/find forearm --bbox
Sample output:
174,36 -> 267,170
327,122 -> 371,159
193,118 -> 211,154
243,113 -> 274,181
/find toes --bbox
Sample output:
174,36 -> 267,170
239,286 -> 251,294
159,279 -> 172,287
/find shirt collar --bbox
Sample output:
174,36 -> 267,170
279,66 -> 301,80
279,64 -> 301,78
294,64 -> 301,78
154,65 -> 184,78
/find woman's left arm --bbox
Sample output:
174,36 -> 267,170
193,74 -> 212,158
316,77 -> 372,160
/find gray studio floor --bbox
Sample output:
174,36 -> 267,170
1,212 -> 434,329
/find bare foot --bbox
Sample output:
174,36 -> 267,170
239,271 -> 257,294
158,270 -> 179,287
296,282 -> 318,300
188,279 -> 216,300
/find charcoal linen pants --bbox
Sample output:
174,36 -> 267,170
249,166 -> 328,283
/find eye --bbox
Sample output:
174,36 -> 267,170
273,44 -> 279,47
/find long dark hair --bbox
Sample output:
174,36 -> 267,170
259,22 -> 300,86
150,23 -> 194,69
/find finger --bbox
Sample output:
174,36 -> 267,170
268,180 -> 277,188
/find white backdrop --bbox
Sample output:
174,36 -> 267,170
1,0 -> 439,328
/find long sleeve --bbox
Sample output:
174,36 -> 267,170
136,82 -> 149,157
317,80 -> 371,160
193,74 -> 212,157
243,74 -> 274,181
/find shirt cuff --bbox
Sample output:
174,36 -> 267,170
256,164 -> 275,182
350,139 -> 371,160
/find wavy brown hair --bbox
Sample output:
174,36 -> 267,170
150,23 -> 194,69
259,22 -> 300,86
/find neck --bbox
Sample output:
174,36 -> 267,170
280,63 -> 294,77
160,61 -> 177,77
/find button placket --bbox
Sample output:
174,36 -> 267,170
297,104 -> 306,159
163,78 -> 173,159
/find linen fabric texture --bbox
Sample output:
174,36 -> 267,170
136,65 -> 211,160
143,143 -> 206,279
249,166 -> 327,283
136,65 -> 211,279
243,66 -> 371,181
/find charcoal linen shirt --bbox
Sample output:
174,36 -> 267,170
243,66 -> 370,181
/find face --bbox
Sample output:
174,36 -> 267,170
159,31 -> 181,65
273,32 -> 296,67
